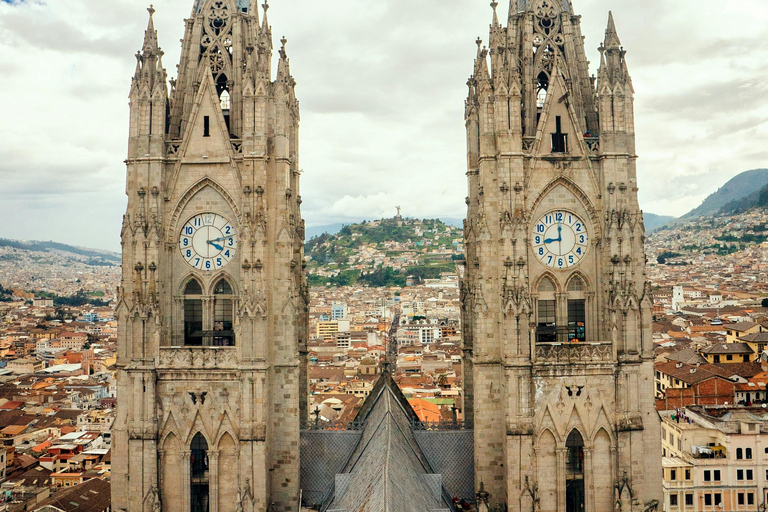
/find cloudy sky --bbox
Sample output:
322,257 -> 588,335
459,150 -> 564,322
1,0 -> 767,251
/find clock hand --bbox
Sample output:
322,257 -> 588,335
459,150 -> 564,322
208,236 -> 230,243
544,237 -> 558,244
207,241 -> 224,251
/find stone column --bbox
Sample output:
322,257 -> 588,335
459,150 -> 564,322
584,446 -> 594,512
556,447 -> 567,512
158,450 -> 166,496
182,450 -> 191,512
209,450 -> 220,512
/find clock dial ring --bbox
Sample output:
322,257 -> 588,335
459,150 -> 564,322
531,210 -> 589,269
179,213 -> 238,271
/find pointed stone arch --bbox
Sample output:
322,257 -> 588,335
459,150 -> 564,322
593,428 -> 614,512
529,177 -> 601,240
168,177 -> 241,245
535,272 -> 561,294
565,271 -> 591,293
160,432 -> 183,512
217,431 -> 239,512
538,428 -> 558,512
207,272 -> 239,296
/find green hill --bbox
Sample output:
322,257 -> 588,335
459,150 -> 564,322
305,218 -> 463,287
683,169 -> 768,218
643,213 -> 676,232
719,183 -> 768,215
0,238 -> 120,264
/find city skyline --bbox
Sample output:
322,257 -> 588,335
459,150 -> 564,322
1,0 -> 768,251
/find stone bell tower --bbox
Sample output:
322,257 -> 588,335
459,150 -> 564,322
462,1 -> 661,511
112,1 -> 308,511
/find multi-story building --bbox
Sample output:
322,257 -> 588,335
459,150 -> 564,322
661,407 -> 768,511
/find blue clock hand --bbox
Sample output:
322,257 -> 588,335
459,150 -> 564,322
207,241 -> 224,251
544,237 -> 557,244
208,236 -> 229,243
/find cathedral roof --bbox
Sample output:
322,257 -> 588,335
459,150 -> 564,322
323,374 -> 453,512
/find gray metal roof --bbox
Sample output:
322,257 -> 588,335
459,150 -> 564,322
324,379 -> 452,512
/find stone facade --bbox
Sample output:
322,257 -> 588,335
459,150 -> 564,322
462,1 -> 661,511
112,1 -> 308,511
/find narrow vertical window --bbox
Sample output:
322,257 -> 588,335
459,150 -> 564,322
536,278 -> 557,343
190,433 -> 209,512
203,116 -> 210,137
551,115 -> 568,153
566,430 -> 585,512
567,277 -> 586,342
213,279 -> 235,347
184,280 -> 204,346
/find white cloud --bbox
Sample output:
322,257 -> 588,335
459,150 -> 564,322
1,0 -> 767,251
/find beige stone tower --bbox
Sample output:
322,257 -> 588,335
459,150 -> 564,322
462,1 -> 661,511
112,1 -> 308,511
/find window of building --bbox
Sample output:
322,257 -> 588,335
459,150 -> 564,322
190,432 -> 209,512
685,494 -> 693,506
212,278 -> 234,346
704,494 -> 712,506
181,277 -> 236,347
551,115 -> 568,153
738,493 -> 745,505
737,469 -> 744,480
714,494 -> 721,507
703,470 -> 711,482
184,280 -> 204,346
536,71 -> 549,109
567,277 -> 586,342
737,448 -> 743,459
565,430 -> 585,512
713,470 -> 720,482
670,469 -> 676,481
203,116 -> 210,137
746,448 -> 753,459
747,493 -> 754,506
536,278 -> 557,343
685,469 -> 691,480
669,495 -> 678,507
746,469 -> 753,480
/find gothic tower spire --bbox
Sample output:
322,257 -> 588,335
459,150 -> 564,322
114,1 -> 307,510
463,2 -> 661,510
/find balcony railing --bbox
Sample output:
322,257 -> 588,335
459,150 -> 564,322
535,342 -> 613,363
157,346 -> 238,369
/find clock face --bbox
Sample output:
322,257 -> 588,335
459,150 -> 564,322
532,210 -> 589,269
179,213 -> 238,271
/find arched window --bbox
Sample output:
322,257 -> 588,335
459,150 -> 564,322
746,448 -> 753,460
536,72 -> 549,109
213,279 -> 234,346
737,448 -> 743,460
179,277 -> 237,347
537,278 -> 557,343
567,277 -> 586,342
190,433 -> 209,512
566,430 -> 585,512
184,280 -> 204,346
219,90 -> 231,110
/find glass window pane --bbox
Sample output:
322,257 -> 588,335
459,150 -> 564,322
537,300 -> 557,343
568,299 -> 586,342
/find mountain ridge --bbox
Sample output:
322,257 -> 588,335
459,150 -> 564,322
682,169 -> 768,219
